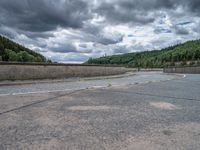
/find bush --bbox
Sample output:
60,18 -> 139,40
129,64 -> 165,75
197,60 -> 200,65
35,56 -> 43,62
19,51 -> 35,62
189,61 -> 195,66
5,49 -> 18,61
181,61 -> 187,66
170,61 -> 175,66
0,35 -> 48,62
0,42 -> 5,56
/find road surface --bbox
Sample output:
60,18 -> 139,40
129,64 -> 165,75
0,72 -> 200,150
0,72 -> 177,95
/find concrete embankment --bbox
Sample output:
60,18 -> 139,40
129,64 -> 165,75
0,63 -> 133,81
164,66 -> 200,74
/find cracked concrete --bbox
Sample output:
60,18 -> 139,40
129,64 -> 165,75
0,72 -> 200,150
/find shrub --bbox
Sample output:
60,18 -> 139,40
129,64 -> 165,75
181,61 -> 187,66
189,61 -> 195,66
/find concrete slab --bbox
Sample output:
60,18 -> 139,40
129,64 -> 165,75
0,72 -> 200,150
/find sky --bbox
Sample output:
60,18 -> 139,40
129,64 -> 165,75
0,0 -> 200,63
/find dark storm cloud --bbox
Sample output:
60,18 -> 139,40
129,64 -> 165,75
193,22 -> 200,34
79,44 -> 87,48
174,26 -> 190,35
172,21 -> 192,35
187,0 -> 200,13
96,4 -> 154,25
96,34 -> 124,45
48,42 -> 93,54
1,0 -> 200,34
154,28 -> 172,34
113,45 -> 130,54
49,43 -> 77,53
0,0 -> 200,63
21,31 -> 54,39
78,24 -> 124,45
176,22 -> 192,26
95,0 -> 200,25
0,26 -> 17,39
0,0 -> 199,37
0,0 -> 91,33
95,0 -> 176,25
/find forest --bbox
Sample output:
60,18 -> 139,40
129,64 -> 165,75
86,40 -> 200,68
0,35 -> 49,63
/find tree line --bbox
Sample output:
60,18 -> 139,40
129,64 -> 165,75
86,40 -> 200,68
0,35 -> 51,63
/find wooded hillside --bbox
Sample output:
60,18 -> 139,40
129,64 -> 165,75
0,35 -> 48,63
86,40 -> 200,68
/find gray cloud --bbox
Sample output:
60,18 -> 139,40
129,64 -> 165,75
0,0 -> 91,32
95,0 -> 177,25
0,26 -> 16,39
79,44 -> 88,48
95,0 -> 200,26
0,0 -> 200,63
96,3 -> 154,25
187,0 -> 200,14
154,28 -> 172,34
48,43 -> 77,53
76,24 -> 124,45
174,26 -> 190,35
50,53 -> 89,63
96,33 -> 124,45
113,45 -> 130,54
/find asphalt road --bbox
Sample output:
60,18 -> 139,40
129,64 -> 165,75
0,72 -> 200,150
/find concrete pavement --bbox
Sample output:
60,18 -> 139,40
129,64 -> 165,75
0,72 -> 179,95
0,72 -> 200,150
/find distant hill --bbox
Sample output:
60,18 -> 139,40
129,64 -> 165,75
0,35 -> 49,63
86,40 -> 200,68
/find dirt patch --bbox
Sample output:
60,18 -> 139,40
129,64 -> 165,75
162,130 -> 174,136
68,105 -> 112,111
150,102 -> 180,110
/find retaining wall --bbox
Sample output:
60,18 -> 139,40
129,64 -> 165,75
0,63 -> 131,81
164,66 -> 200,74
139,68 -> 163,72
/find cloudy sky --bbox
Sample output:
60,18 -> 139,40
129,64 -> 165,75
0,0 -> 200,63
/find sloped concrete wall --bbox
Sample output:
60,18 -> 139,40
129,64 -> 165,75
164,66 -> 200,74
0,63 -> 131,80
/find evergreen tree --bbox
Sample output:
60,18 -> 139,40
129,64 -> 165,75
86,39 -> 200,68
0,35 -> 48,63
